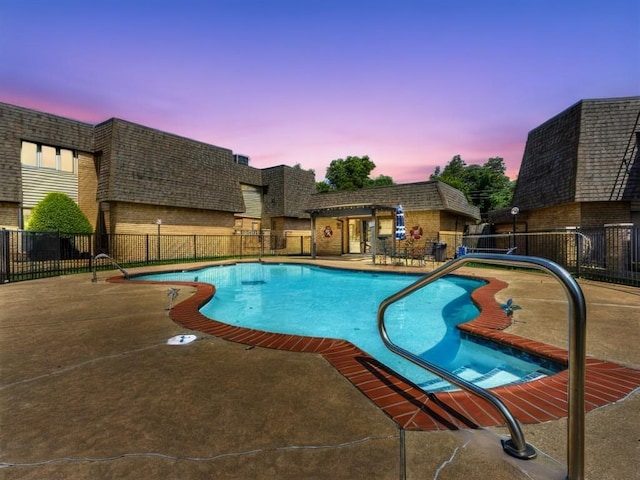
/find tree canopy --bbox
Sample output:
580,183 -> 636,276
27,192 -> 93,234
430,155 -> 515,218
316,155 -> 394,192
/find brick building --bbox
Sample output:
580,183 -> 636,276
0,102 -> 315,237
490,97 -> 640,232
0,102 -> 481,261
305,182 -> 481,258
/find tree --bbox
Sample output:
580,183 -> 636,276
370,174 -> 394,187
430,155 -> 514,218
315,180 -> 332,193
316,155 -> 394,191
27,192 -> 93,233
430,155 -> 468,193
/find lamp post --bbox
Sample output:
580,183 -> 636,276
156,219 -> 162,260
510,207 -> 519,249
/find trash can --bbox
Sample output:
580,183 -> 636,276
433,242 -> 447,262
457,245 -> 468,258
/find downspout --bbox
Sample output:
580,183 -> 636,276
338,219 -> 346,254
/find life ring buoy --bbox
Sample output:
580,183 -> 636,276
323,225 -> 333,238
409,226 -> 423,240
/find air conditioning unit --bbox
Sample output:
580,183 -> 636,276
233,154 -> 250,166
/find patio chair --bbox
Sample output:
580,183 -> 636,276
376,237 -> 392,264
407,241 -> 436,267
389,244 -> 408,265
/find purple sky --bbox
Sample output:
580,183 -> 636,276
1,1 -> 638,183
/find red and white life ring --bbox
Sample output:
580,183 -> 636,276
409,226 -> 423,240
323,225 -> 333,238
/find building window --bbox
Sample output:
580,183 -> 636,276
20,141 -> 76,173
378,218 -> 393,236
41,145 -> 56,169
20,141 -> 38,166
60,149 -> 74,172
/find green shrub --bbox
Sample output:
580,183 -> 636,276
26,192 -> 93,234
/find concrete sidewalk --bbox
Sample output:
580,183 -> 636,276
0,259 -> 638,479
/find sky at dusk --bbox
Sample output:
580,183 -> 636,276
1,0 -> 638,183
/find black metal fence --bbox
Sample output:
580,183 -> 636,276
461,224 -> 639,286
2,226 -> 638,286
0,229 -> 312,283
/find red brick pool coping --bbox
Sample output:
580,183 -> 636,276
110,274 -> 640,431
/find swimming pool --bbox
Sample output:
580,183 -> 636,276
137,263 -> 562,391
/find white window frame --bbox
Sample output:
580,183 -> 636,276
20,141 -> 77,173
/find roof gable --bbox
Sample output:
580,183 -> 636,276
307,181 -> 480,220
514,97 -> 640,210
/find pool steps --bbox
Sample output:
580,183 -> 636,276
419,366 -> 547,392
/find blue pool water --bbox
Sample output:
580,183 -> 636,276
137,263 -> 561,391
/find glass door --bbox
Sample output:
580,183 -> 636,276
348,219 -> 369,253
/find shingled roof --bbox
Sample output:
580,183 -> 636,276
0,103 -> 95,204
513,97 -> 640,210
95,118 -> 247,212
306,181 -> 481,220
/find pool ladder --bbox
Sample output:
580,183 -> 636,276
377,253 -> 587,479
91,253 -> 130,282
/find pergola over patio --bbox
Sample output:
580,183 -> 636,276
305,203 -> 397,260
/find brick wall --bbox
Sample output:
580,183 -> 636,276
110,202 -> 235,235
77,152 -> 99,231
526,203 -> 581,230
314,218 -> 343,255
281,217 -> 311,232
403,211 -> 440,241
580,202 -> 631,227
0,202 -> 19,229
524,202 -> 631,230
311,210 -> 468,256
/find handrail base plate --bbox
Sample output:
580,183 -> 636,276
502,439 -> 537,460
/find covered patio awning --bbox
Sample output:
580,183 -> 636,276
305,203 -> 397,218
305,203 -> 397,259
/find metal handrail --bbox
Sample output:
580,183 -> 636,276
91,253 -> 129,282
377,254 -> 586,478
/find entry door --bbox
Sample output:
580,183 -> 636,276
348,219 -> 369,253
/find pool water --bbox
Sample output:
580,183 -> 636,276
137,263 -> 561,391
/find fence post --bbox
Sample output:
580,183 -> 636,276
576,230 -> 582,278
0,229 -> 9,283
193,235 -> 197,261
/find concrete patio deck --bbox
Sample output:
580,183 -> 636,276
1,257 -> 638,479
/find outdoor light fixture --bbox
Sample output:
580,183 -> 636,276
510,207 -> 519,230
510,207 -> 519,248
